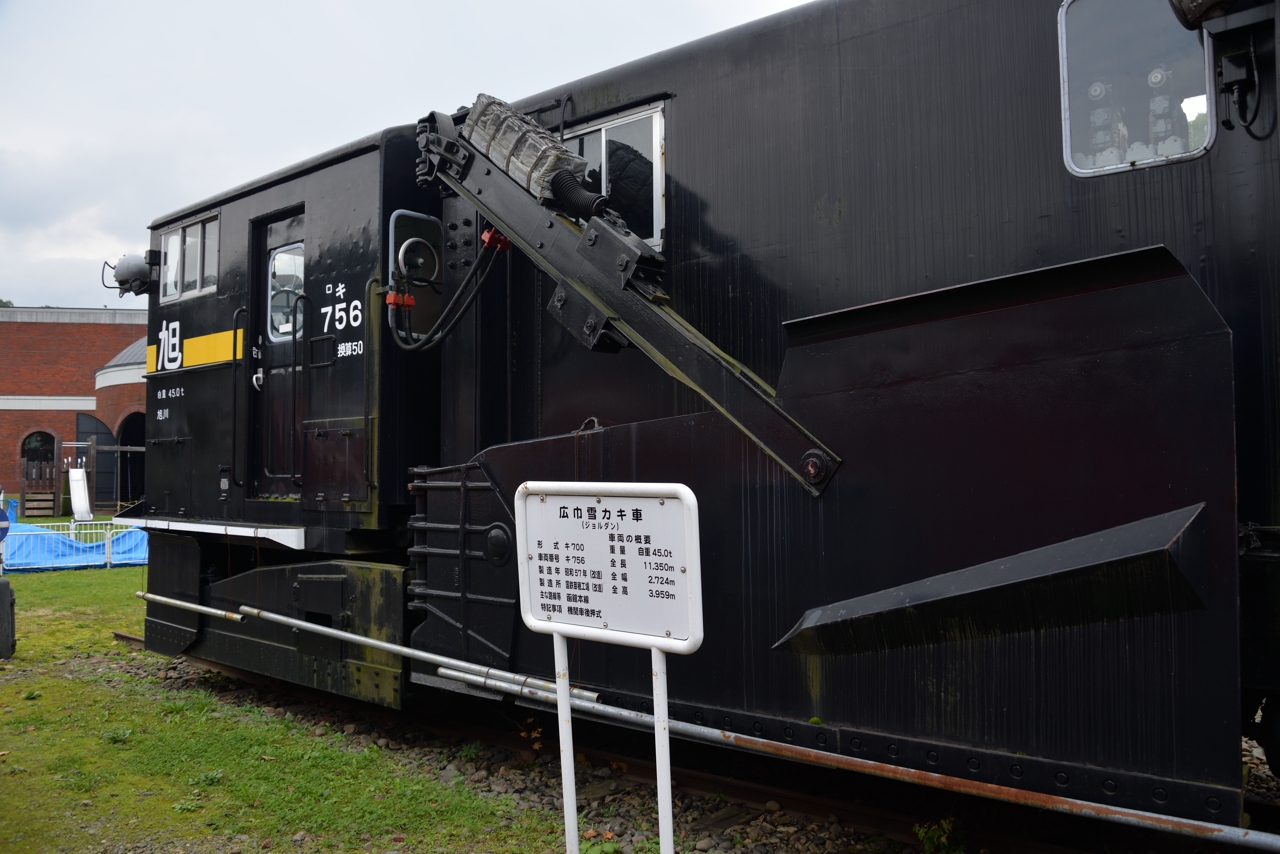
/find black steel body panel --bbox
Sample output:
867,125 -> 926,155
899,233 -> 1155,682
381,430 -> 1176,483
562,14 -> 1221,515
472,250 -> 1238,822
509,0 -> 1277,524
196,560 -> 407,708
144,533 -> 201,656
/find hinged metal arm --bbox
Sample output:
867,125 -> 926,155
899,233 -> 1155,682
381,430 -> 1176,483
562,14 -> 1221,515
416,109 -> 839,495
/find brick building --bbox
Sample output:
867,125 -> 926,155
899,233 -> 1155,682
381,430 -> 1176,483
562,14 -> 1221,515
0,307 -> 148,510
94,337 -> 147,439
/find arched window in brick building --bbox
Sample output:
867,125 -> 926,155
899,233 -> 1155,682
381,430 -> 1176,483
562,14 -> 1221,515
20,431 -> 55,475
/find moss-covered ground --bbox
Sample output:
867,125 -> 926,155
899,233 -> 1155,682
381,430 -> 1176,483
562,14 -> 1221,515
0,566 -> 564,853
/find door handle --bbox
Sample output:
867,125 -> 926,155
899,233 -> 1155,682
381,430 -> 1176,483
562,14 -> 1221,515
252,368 -> 264,391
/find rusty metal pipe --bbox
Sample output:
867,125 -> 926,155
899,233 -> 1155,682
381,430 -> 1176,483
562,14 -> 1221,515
438,668 -> 1280,851
236,605 -> 598,702
136,591 -> 245,622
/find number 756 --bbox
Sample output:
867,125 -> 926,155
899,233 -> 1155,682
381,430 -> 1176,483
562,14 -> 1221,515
320,300 -> 363,331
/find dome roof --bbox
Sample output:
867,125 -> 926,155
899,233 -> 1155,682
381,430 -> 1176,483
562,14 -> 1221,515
104,336 -> 146,367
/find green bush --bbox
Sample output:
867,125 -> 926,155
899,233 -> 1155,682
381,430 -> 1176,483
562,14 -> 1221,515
913,817 -> 965,854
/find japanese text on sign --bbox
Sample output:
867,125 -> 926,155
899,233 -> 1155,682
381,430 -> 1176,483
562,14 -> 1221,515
520,490 -> 693,643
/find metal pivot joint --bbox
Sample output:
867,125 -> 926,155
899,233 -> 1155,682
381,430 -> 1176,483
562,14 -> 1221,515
415,108 -> 841,495
800,449 -> 831,485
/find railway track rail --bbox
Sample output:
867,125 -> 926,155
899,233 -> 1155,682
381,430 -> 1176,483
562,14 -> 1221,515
118,632 -> 1280,854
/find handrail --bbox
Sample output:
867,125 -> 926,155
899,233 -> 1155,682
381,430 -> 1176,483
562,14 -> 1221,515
363,277 -> 378,489
229,306 -> 247,488
236,603 -> 599,702
290,292 -> 312,487
136,591 -> 244,622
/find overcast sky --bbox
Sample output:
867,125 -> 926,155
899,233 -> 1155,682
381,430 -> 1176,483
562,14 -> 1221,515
0,0 -> 811,309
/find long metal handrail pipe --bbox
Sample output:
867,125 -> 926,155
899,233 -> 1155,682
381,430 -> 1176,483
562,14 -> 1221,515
137,591 -> 246,622
234,605 -> 599,702
435,671 -> 1280,852
136,592 -> 596,701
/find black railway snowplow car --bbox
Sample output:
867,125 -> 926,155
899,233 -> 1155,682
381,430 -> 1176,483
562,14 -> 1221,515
121,0 -> 1280,829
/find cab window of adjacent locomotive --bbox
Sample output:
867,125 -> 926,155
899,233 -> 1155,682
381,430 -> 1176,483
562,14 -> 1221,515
1062,0 -> 1211,175
604,116 -> 656,241
160,230 -> 181,300
182,225 -> 200,292
267,243 -> 305,341
201,219 -> 218,290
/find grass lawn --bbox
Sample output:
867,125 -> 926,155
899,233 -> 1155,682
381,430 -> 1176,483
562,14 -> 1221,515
0,566 -> 565,853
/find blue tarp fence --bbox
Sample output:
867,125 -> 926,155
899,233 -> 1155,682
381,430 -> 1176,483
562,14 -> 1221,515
1,504 -> 148,572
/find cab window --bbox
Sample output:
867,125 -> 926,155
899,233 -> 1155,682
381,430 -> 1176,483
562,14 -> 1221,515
159,216 -> 219,301
160,231 -> 181,299
566,105 -> 664,248
268,243 -> 305,341
1060,0 -> 1213,176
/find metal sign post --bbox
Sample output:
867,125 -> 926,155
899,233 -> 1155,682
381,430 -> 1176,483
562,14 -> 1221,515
516,481 -> 703,854
552,631 -> 578,853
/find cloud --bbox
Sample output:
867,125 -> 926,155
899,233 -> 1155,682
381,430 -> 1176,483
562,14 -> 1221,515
0,0 -> 813,307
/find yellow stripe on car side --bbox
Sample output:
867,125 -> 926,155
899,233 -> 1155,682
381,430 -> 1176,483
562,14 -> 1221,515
146,329 -> 244,375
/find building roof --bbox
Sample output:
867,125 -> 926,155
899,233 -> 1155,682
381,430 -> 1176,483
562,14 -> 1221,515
0,307 -> 146,325
95,336 -> 147,390
104,338 -> 146,368
105,336 -> 147,367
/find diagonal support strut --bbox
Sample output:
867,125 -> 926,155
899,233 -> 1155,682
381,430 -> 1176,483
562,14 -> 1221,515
415,108 -> 840,496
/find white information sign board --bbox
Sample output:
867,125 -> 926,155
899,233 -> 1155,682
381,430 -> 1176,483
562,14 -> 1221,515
516,481 -> 702,652
515,481 -> 702,854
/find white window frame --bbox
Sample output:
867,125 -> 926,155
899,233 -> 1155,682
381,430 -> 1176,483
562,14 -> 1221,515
159,230 -> 182,302
266,242 -> 306,343
158,215 -> 219,303
1058,0 -> 1217,178
565,103 -> 665,250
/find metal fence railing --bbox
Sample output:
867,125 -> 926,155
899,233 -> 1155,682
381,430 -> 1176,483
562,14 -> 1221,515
0,521 -> 148,572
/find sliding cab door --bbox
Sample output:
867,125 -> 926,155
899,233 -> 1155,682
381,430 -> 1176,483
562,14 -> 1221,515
253,213 -> 306,498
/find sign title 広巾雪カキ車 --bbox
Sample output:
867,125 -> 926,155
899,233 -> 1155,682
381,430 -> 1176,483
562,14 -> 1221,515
518,486 -> 701,650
